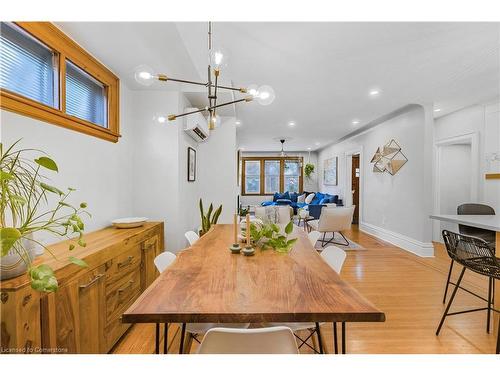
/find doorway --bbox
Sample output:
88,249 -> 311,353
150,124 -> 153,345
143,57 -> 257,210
351,154 -> 360,224
433,133 -> 479,242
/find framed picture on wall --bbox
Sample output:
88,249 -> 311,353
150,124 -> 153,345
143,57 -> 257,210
187,147 -> 196,182
323,157 -> 338,185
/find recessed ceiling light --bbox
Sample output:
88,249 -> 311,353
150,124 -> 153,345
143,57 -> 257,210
352,119 -> 360,125
315,142 -> 320,146
434,108 -> 441,113
288,121 -> 296,127
235,120 -> 242,126
307,147 -> 311,151
369,89 -> 380,96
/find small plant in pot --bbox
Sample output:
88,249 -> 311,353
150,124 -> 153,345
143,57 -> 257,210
0,140 -> 89,292
304,163 -> 315,179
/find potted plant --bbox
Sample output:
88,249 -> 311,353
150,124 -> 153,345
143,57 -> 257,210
304,163 -> 315,179
199,198 -> 222,236
0,140 -> 89,292
246,221 -> 298,253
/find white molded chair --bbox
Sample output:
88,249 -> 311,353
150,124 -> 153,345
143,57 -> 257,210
198,326 -> 299,354
153,251 -> 249,354
266,245 -> 347,353
307,231 -> 321,248
307,206 -> 355,247
185,230 -> 199,246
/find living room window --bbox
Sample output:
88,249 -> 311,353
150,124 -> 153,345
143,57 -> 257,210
241,157 -> 303,195
0,22 -> 120,142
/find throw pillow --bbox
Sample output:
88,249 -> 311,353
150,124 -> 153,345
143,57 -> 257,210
297,193 -> 306,203
289,192 -> 298,203
319,197 -> 332,205
305,193 -> 315,204
276,199 -> 292,205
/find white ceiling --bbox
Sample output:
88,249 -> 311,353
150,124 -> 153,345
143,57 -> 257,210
58,22 -> 500,152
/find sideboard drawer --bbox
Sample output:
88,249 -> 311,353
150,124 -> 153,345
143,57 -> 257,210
105,245 -> 141,290
105,267 -> 141,323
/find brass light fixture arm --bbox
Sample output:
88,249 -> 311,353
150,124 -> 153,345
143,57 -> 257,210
169,97 -> 252,121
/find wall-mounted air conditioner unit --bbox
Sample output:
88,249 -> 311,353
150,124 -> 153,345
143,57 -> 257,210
184,108 -> 209,142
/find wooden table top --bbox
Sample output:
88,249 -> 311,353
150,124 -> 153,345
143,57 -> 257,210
122,224 -> 385,324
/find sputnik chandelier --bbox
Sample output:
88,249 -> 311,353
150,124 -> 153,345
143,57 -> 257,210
134,22 -> 275,130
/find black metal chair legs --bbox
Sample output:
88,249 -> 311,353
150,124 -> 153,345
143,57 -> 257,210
436,267 -> 466,336
319,232 -> 350,247
442,259 -> 454,304
179,323 -> 186,354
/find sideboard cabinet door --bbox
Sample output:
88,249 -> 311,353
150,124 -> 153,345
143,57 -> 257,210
43,265 -> 106,353
141,235 -> 160,289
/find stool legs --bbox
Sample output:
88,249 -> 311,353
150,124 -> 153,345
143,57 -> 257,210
442,259 -> 454,304
436,267 -> 466,336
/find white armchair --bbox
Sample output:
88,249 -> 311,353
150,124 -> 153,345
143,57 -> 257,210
307,206 -> 355,247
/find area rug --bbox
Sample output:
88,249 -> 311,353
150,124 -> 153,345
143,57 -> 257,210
311,233 -> 365,251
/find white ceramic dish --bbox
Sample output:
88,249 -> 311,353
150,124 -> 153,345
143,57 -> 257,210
112,217 -> 148,229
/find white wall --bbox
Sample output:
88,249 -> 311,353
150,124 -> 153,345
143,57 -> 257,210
0,83 -> 135,245
239,151 -> 319,207
129,90 -> 181,252
434,101 -> 500,213
317,105 -> 434,256
198,118 -> 238,224
438,144 -> 472,235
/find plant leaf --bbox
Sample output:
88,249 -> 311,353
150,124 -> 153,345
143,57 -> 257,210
69,256 -> 88,268
40,182 -> 64,196
285,221 -> 294,235
0,170 -> 14,180
0,227 -> 22,256
34,156 -> 58,172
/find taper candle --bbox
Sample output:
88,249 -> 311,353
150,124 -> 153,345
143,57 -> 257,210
233,213 -> 238,244
246,213 -> 250,246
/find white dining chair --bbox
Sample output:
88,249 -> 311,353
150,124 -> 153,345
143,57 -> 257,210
321,245 -> 347,274
307,231 -> 321,248
153,251 -> 249,354
185,230 -> 199,246
266,245 -> 347,353
198,326 -> 299,354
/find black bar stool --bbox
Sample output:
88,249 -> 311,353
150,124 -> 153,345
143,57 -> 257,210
442,204 -> 496,306
437,230 -> 500,354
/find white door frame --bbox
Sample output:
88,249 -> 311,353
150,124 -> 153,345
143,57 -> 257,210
433,132 -> 479,241
344,146 -> 364,224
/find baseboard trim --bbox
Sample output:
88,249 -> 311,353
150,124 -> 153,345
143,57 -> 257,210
359,222 -> 434,257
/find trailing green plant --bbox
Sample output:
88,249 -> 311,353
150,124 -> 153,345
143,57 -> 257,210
245,220 -> 297,254
199,198 -> 222,236
0,140 -> 90,292
304,163 -> 315,179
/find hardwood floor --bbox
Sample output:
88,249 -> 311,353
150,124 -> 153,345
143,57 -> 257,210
111,225 -> 498,354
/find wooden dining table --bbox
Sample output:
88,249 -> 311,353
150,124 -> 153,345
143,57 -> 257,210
122,224 -> 385,354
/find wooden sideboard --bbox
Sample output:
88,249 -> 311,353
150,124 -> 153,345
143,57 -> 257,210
0,222 -> 164,354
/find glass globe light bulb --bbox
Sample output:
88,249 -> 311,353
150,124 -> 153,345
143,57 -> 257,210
208,114 -> 221,130
152,113 -> 168,124
134,64 -> 156,86
246,84 -> 259,99
257,85 -> 275,106
209,47 -> 229,71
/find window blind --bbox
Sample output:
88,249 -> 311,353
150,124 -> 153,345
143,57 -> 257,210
0,22 -> 56,107
66,60 -> 107,127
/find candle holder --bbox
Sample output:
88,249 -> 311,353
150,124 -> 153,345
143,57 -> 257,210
229,243 -> 242,254
242,245 -> 255,256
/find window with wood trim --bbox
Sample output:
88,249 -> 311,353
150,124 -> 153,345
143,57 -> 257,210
241,157 -> 303,196
0,22 -> 120,142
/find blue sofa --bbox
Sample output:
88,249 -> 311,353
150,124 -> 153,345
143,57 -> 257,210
261,191 -> 339,214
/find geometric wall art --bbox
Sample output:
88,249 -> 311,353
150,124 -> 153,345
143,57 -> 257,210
370,139 -> 408,175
